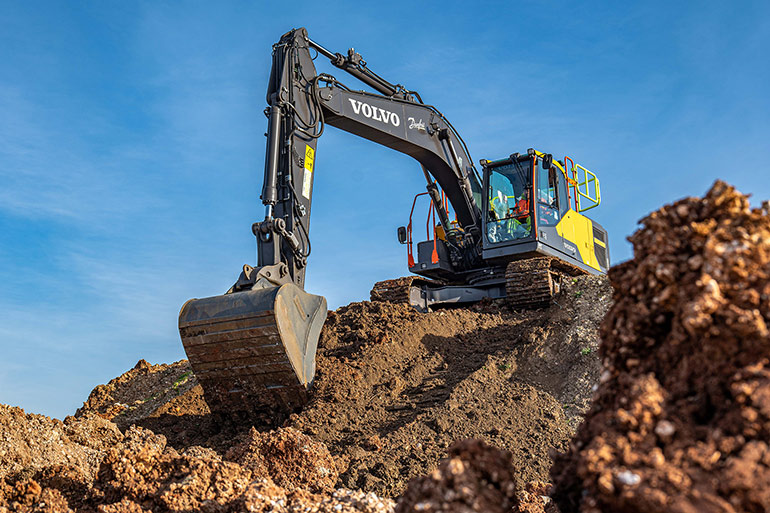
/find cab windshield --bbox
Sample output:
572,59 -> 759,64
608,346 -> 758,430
486,161 -> 533,243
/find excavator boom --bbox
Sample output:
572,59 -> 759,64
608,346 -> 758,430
178,27 -> 481,416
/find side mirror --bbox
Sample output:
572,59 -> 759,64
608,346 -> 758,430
397,226 -> 407,244
542,153 -> 553,170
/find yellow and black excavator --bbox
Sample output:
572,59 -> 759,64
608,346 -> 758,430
178,28 -> 609,417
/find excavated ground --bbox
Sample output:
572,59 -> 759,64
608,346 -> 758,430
0,272 -> 608,512
5,179 -> 766,512
76,275 -> 609,498
290,280 -> 609,497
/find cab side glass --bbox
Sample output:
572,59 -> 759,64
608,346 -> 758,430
486,163 -> 533,244
537,166 -> 561,227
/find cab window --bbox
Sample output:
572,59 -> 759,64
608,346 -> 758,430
486,162 -> 533,243
558,168 -> 570,215
537,166 -> 561,227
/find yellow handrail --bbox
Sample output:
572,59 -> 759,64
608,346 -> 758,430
573,163 -> 600,212
534,150 -> 601,212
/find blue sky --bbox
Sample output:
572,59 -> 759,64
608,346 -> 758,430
2,1 -> 768,419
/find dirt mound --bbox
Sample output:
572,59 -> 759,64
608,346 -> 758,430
3,253 -> 610,509
551,181 -> 770,512
396,439 -> 516,512
0,405 -> 122,483
396,439 -> 556,513
68,276 -> 609,499
0,478 -> 73,513
1,425 -> 395,512
288,283 -> 609,497
395,438 -> 519,513
95,426 -> 254,510
77,359 -> 202,429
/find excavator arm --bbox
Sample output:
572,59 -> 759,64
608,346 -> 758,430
254,27 -> 483,291
178,27 -> 484,418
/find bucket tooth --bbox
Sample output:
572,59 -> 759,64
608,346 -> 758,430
178,283 -> 327,415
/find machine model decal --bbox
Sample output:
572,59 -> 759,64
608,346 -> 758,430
348,98 -> 401,127
302,144 -> 315,199
408,117 -> 426,131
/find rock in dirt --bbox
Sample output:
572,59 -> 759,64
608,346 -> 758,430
517,482 -> 558,513
551,181 -> 770,512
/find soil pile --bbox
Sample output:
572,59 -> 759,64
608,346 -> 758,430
396,438 -> 555,513
92,426 -> 354,512
2,253 -> 611,510
1,423 -> 395,512
96,276 -> 609,498
0,479 -> 73,513
77,359 -> 203,429
0,405 -> 122,483
551,181 -> 770,512
224,426 -> 338,492
290,283 -> 609,497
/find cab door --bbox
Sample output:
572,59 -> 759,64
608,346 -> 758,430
535,163 -> 568,253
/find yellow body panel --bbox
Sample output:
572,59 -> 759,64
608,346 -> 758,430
555,209 -> 601,271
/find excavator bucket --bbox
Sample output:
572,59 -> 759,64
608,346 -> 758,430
178,283 -> 327,415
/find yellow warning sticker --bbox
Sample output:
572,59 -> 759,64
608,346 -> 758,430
305,145 -> 315,172
302,145 -> 314,199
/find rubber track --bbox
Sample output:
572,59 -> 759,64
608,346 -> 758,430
370,277 -> 418,303
505,256 -> 587,310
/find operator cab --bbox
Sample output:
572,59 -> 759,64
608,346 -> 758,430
484,156 -> 535,244
480,149 -> 609,274
483,152 -> 569,245
398,149 -> 608,282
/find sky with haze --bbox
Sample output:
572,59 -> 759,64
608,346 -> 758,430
2,1 -> 769,419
